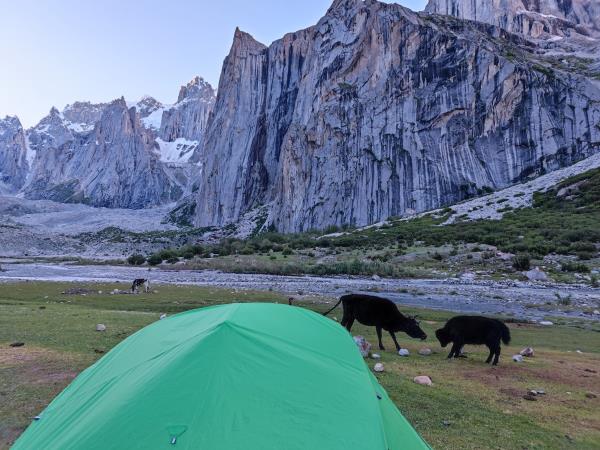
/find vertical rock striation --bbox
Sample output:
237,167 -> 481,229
0,116 -> 29,193
193,0 -> 600,232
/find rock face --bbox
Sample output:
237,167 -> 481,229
193,0 -> 600,231
0,116 -> 29,193
425,0 -> 600,38
25,99 -> 180,208
0,76 -> 216,209
160,76 -> 216,143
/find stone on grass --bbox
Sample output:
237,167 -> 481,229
159,313 -> 167,320
539,321 -> 553,326
525,267 -> 548,282
413,376 -> 432,386
585,392 -> 597,399
512,354 -> 524,362
9,342 -> 25,347
371,274 -> 381,281
523,394 -> 537,401
398,348 -> 410,357
520,347 -> 535,357
353,336 -> 371,358
371,353 -> 381,359
373,363 -> 385,373
96,324 -> 106,332
418,348 -> 432,356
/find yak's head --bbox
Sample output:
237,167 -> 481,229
435,328 -> 451,347
401,316 -> 427,340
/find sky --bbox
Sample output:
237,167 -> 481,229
0,0 -> 428,127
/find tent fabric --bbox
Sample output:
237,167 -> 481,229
13,303 -> 430,449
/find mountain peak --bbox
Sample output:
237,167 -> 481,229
177,76 -> 216,103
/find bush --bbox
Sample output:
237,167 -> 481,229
147,254 -> 163,266
561,261 -> 590,273
282,246 -> 294,256
512,254 -> 531,271
127,254 -> 146,265
166,256 -> 179,264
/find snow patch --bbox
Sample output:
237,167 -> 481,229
141,108 -> 165,130
155,137 -> 198,163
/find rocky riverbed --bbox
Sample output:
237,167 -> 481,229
1,262 -> 598,322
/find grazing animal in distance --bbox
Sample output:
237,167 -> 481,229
323,294 -> 427,351
435,316 -> 511,365
131,278 -> 150,293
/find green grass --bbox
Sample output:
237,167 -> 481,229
1,282 -> 599,449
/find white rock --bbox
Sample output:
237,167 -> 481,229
371,274 -> 381,281
159,313 -> 167,320
96,324 -> 106,332
512,354 -> 524,362
373,363 -> 385,372
371,353 -> 381,359
398,348 -> 410,357
520,347 -> 535,357
525,267 -> 548,282
539,321 -> 554,326
418,348 -> 432,356
413,375 -> 432,386
353,336 -> 372,358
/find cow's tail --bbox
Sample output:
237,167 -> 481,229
322,298 -> 343,316
500,322 -> 511,345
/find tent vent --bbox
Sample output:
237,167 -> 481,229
170,437 -> 177,445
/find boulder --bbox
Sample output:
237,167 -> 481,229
512,354 -> 524,362
520,347 -> 535,357
585,392 -> 597,399
96,324 -> 106,332
398,348 -> 410,357
371,274 -> 381,281
539,321 -> 553,326
353,336 -> 371,358
413,376 -> 432,386
373,363 -> 385,373
525,267 -> 548,282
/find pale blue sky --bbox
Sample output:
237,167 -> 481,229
0,0 -> 427,127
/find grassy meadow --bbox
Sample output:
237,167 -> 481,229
1,282 -> 599,449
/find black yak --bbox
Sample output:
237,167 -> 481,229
323,294 -> 427,351
435,316 -> 511,365
131,278 -> 150,293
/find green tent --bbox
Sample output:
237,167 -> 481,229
13,303 -> 430,449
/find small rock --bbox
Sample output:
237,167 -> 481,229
9,342 -> 25,347
585,392 -> 597,399
94,348 -> 105,354
539,321 -> 553,326
96,324 -> 106,332
520,347 -> 535,357
523,394 -> 537,401
353,336 -> 372,358
442,420 -> 451,427
98,291 -> 103,294
593,310 -> 600,316
418,348 -> 432,356
584,368 -> 597,373
512,354 -> 524,362
398,348 -> 410,357
371,274 -> 381,281
373,363 -> 385,373
413,375 -> 432,386
159,313 -> 167,320
576,350 -> 583,354
371,353 -> 381,359
531,389 -> 546,395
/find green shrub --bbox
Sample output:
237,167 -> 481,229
512,254 -> 531,271
127,254 -> 146,265
282,246 -> 293,256
561,261 -> 590,273
147,254 -> 163,266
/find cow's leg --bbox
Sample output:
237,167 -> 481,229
344,317 -> 355,332
485,344 -> 494,364
448,341 -> 461,359
492,343 -> 501,366
376,326 -> 385,350
389,331 -> 401,352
